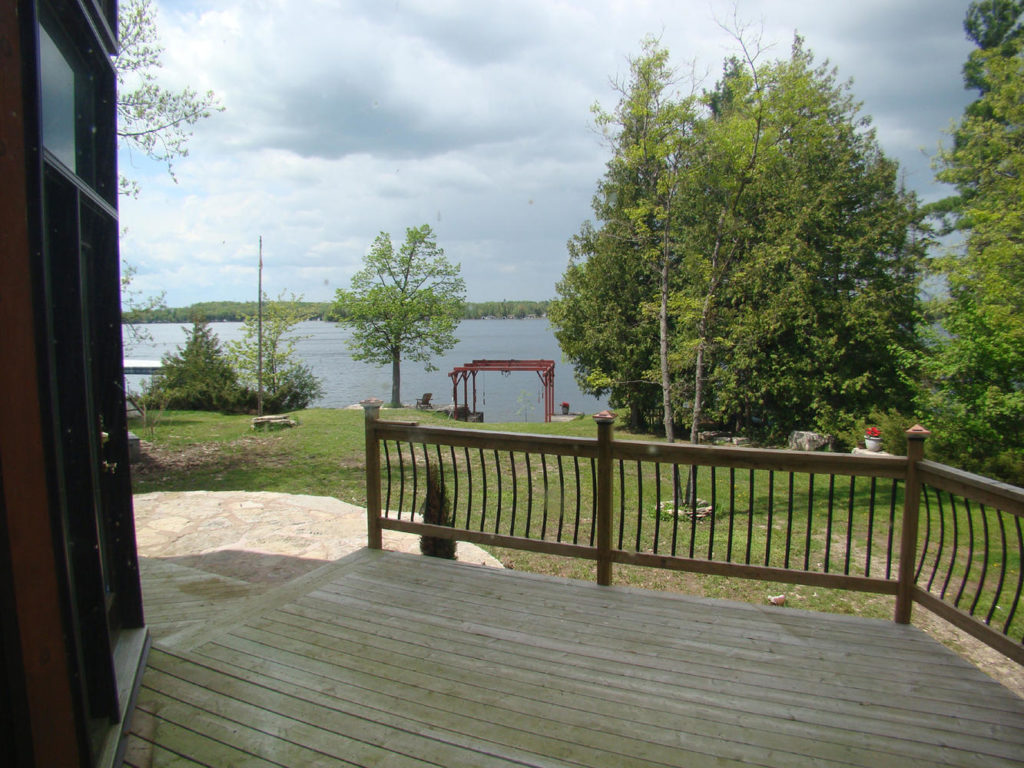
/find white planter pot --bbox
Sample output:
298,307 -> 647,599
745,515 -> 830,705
865,436 -> 882,452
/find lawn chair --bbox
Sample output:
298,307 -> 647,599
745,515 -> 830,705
415,392 -> 433,410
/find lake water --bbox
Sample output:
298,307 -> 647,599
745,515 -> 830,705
125,318 -> 607,423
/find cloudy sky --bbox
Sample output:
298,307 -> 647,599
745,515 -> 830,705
118,0 -> 977,307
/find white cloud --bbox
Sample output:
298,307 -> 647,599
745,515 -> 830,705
121,0 -> 976,306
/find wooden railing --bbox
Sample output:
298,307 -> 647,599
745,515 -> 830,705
360,400 -> 1024,663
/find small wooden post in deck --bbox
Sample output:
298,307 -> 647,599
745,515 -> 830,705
595,410 -> 617,586
895,424 -> 931,624
362,398 -> 384,550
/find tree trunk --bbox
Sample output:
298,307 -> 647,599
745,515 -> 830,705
390,348 -> 401,407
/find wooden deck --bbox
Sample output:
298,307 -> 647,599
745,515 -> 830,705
124,548 -> 1024,767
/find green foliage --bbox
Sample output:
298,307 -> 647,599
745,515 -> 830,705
143,317 -> 243,411
334,225 -> 466,407
554,35 -> 922,443
921,5 -> 1024,483
226,293 -> 325,413
115,0 -> 223,196
124,300 -> 335,324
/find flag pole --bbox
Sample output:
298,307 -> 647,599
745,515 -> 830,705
258,236 -> 263,417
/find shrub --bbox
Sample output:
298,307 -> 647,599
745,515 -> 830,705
419,465 -> 456,559
143,317 -> 244,412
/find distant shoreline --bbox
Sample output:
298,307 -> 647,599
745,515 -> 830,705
123,299 -> 551,325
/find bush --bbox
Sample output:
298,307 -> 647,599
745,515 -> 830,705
143,318 -> 244,412
419,465 -> 456,559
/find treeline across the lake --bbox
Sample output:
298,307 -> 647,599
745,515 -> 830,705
123,299 -> 550,324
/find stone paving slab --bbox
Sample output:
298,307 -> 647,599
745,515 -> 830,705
133,491 -> 502,586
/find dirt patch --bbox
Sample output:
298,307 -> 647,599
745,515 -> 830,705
133,436 -> 291,480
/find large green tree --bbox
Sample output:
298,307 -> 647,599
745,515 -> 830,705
702,40 -> 923,439
334,225 -> 466,407
920,2 -> 1024,480
554,36 -> 922,442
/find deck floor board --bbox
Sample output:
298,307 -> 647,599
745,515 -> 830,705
128,548 -> 1024,767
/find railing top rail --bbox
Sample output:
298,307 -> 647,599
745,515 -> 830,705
372,419 -> 909,479
612,439 -> 908,478
918,459 -> 1024,517
372,421 -> 601,458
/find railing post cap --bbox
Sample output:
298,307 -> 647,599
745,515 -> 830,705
905,424 -> 931,439
360,397 -> 383,410
593,410 -> 617,423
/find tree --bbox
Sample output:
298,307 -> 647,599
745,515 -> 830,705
555,35 -> 922,443
144,317 -> 242,411
920,3 -> 1024,480
227,294 -> 324,413
550,222 -> 662,430
334,225 -> 466,407
115,0 -> 223,197
700,39 -> 923,440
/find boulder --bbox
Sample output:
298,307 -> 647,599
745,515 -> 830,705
788,430 -> 832,452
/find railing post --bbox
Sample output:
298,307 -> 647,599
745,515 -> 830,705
594,411 -> 617,586
895,424 -> 931,623
361,398 -> 383,550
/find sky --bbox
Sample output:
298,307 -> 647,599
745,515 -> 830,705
118,0 -> 978,307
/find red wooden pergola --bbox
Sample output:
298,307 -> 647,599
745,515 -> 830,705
449,359 -> 556,422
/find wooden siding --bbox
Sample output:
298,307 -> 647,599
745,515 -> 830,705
125,548 -> 1024,767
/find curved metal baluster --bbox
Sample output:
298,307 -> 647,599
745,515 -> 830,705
987,509 -> 1008,625
941,492 -> 960,599
653,463 -> 662,555
509,451 -> 519,537
824,474 -> 836,572
726,468 -> 736,562
541,454 -> 550,539
745,469 -> 755,565
866,477 -> 877,578
618,460 -> 626,550
396,442 -> 405,520
572,456 -> 582,545
463,446 -> 473,529
1002,515 -> 1023,636
409,442 -> 419,518
914,482 -> 931,582
589,457 -> 597,547
804,474 -> 815,571
689,465 -> 699,560
927,489 -> 946,591
970,503 -> 991,616
784,473 -> 794,569
888,479 -> 900,581
556,455 -> 566,542
708,467 -> 718,560
479,448 -> 488,532
671,464 -> 680,557
845,475 -> 856,576
635,461 -> 643,552
524,452 -> 533,538
764,470 -> 775,567
954,498 -> 976,608
449,445 -> 459,529
493,449 -> 502,534
382,440 -> 393,518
